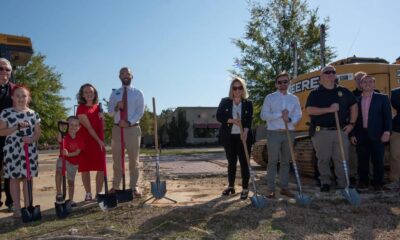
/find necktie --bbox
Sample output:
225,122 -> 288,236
121,87 -> 128,121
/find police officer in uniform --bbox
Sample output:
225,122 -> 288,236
306,65 -> 358,192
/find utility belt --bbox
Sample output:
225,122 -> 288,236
315,126 -> 337,132
114,123 -> 139,127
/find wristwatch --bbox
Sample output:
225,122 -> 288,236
349,122 -> 356,127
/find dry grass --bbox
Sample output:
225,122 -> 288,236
0,176 -> 399,240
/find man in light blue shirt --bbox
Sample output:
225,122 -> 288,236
260,71 -> 302,198
108,67 -> 144,197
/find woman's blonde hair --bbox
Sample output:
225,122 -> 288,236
229,76 -> 249,99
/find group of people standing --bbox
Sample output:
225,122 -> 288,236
217,65 -> 400,199
1,54 -> 399,218
0,58 -> 145,218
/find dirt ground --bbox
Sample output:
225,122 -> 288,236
0,149 -> 399,239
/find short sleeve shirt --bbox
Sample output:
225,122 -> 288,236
306,85 -> 357,127
63,134 -> 85,165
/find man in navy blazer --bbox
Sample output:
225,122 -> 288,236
350,75 -> 392,190
387,87 -> 400,190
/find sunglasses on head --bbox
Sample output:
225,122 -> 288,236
232,86 -> 243,91
0,67 -> 11,72
323,70 -> 336,75
277,80 -> 289,85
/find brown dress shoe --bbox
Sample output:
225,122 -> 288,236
267,192 -> 275,198
133,187 -> 142,197
280,189 -> 295,198
108,188 -> 116,194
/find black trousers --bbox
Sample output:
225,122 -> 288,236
0,140 -> 13,207
356,129 -> 385,186
223,134 -> 250,189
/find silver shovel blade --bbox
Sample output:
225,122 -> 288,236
250,195 -> 267,208
341,188 -> 361,206
295,193 -> 312,206
151,181 -> 167,199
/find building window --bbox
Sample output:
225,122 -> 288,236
193,128 -> 218,138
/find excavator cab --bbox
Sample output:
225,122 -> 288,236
0,33 -> 33,82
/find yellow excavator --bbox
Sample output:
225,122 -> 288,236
252,56 -> 400,177
0,33 -> 33,81
252,26 -> 400,179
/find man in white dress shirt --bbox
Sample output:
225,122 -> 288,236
108,67 -> 145,197
260,71 -> 302,198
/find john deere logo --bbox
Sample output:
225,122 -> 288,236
338,91 -> 343,97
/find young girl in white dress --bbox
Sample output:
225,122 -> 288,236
0,85 -> 41,218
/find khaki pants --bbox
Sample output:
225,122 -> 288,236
389,131 -> 400,182
266,130 -> 294,192
112,125 -> 141,189
312,130 -> 349,188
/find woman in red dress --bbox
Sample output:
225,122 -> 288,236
76,83 -> 105,201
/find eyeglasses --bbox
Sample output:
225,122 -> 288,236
277,80 -> 289,85
0,67 -> 11,72
232,86 -> 243,91
323,70 -> 336,75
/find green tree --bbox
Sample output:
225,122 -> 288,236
158,109 -> 174,146
15,53 -> 68,145
176,109 -> 189,144
167,109 -> 189,146
140,106 -> 154,137
233,0 -> 335,124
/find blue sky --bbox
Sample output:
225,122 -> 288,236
1,0 -> 399,114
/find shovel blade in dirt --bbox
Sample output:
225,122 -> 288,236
21,205 -> 41,223
97,192 -> 117,211
116,189 -> 133,203
250,194 -> 267,208
150,180 -> 167,199
55,200 -> 73,219
341,188 -> 360,206
295,193 -> 312,206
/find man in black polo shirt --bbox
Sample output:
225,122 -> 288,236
306,65 -> 358,192
0,58 -> 14,210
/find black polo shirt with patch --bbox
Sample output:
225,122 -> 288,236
306,85 -> 357,128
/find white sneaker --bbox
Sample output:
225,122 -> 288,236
384,181 -> 400,190
84,192 -> 92,201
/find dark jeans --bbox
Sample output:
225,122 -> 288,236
356,129 -> 385,186
0,142 -> 13,206
0,178 -> 12,206
224,134 -> 250,189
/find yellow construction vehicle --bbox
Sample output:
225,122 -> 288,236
0,33 -> 33,81
252,56 -> 400,178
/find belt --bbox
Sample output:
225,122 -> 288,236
114,123 -> 139,127
269,129 -> 286,132
315,126 -> 337,131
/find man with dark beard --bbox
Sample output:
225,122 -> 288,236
108,67 -> 144,197
0,58 -> 14,211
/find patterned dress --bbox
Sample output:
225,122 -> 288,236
0,108 -> 40,179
